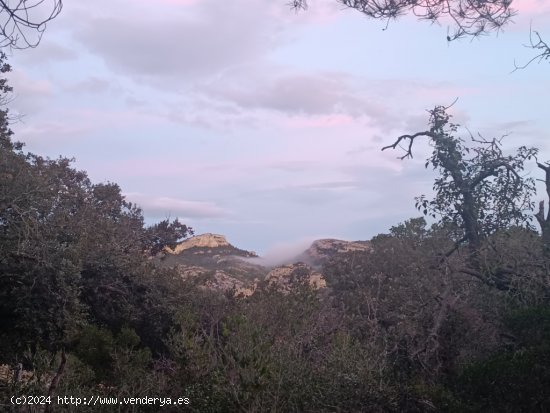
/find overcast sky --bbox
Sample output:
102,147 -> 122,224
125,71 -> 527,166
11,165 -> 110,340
5,0 -> 550,254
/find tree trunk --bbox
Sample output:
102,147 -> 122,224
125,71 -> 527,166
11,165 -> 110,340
44,349 -> 66,413
536,163 -> 550,253
461,191 -> 481,261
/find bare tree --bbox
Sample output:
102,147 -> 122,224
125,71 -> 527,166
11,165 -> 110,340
291,0 -> 515,40
0,0 -> 62,49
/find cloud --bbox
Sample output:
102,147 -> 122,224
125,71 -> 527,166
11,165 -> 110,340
64,77 -> 119,94
12,41 -> 78,65
123,192 -> 228,219
475,119 -> 550,152
197,68 -> 480,133
6,71 -> 54,114
246,236 -> 324,266
154,0 -> 200,5
52,0 -> 478,137
284,114 -> 355,128
203,70 -> 391,120
243,181 -> 360,207
71,0 -> 283,84
13,121 -> 91,146
267,160 -> 321,173
9,108 -> 173,157
514,0 -> 550,16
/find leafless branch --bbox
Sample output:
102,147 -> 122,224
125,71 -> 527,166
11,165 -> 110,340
0,0 -> 62,49
381,100 -> 457,159
512,24 -> 550,72
381,131 -> 437,159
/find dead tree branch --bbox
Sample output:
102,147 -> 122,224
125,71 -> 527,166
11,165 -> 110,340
381,131 -> 437,159
0,0 -> 62,49
513,25 -> 550,72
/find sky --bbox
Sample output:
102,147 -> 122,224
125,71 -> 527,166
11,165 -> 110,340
4,0 -> 550,255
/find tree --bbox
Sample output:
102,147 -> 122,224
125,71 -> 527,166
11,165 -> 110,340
0,53 -> 192,361
144,218 -> 194,256
452,306 -> 550,412
0,0 -> 62,49
382,105 -> 537,268
292,0 -> 515,40
1,146 -> 89,356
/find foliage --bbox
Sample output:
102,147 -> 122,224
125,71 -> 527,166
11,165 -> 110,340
451,306 -> 550,412
292,0 -> 515,40
384,105 -> 537,262
0,50 -> 188,361
168,286 -> 394,412
144,218 -> 194,256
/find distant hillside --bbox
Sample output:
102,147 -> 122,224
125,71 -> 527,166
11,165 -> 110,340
294,238 -> 371,269
265,262 -> 326,292
154,233 -> 372,296
155,233 -> 266,294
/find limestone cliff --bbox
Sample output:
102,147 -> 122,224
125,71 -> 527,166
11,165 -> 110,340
165,233 -> 231,254
265,262 -> 326,292
155,233 -> 263,296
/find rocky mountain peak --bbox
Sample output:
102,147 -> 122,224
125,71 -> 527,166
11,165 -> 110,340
164,233 -> 231,254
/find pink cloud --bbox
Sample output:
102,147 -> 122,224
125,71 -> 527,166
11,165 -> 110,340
284,114 -> 355,128
8,71 -> 53,97
110,159 -> 195,178
131,0 -> 199,5
514,0 -> 550,15
11,107 -> 168,152
152,0 -> 201,7
61,107 -> 166,130
123,192 -> 228,219
108,159 -> 253,188
505,0 -> 550,31
155,0 -> 199,5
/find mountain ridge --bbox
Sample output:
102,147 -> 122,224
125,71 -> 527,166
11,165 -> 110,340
155,233 -> 372,296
